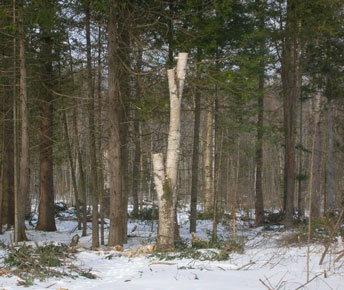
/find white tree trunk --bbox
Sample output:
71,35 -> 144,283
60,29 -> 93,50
203,109 -> 213,213
152,52 -> 188,250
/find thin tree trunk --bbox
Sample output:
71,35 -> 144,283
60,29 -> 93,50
298,97 -> 304,220
73,108 -> 87,236
326,98 -> 334,211
16,16 -> 28,242
190,64 -> 201,233
255,59 -> 265,226
282,0 -> 298,227
307,91 -> 322,281
85,1 -> 99,248
203,108 -> 213,214
311,92 -> 322,218
132,48 -> 143,217
96,26 -> 105,245
233,139 -> 240,239
63,111 -> 81,229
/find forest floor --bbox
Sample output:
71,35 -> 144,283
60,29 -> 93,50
0,206 -> 343,290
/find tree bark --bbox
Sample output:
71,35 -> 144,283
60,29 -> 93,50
132,48 -> 143,217
73,107 -> 87,236
152,53 -> 188,250
326,98 -> 334,211
282,0 -> 298,227
310,92 -> 322,218
85,0 -> 99,248
108,2 -> 124,246
63,110 -> 81,229
190,70 -> 201,233
254,0 -> 265,226
36,9 -> 56,231
16,17 -> 28,242
203,109 -> 213,214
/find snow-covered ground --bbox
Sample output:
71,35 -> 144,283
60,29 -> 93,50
0,210 -> 343,290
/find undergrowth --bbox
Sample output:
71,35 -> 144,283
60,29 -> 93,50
278,217 -> 344,247
2,242 -> 96,285
150,238 -> 244,261
128,207 -> 158,220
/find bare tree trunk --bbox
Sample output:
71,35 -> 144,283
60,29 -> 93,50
152,53 -> 188,250
108,3 -> 124,246
203,109 -> 213,214
282,0 -> 298,227
73,108 -> 87,236
190,65 -> 201,233
85,1 -> 99,248
66,33 -> 87,235
255,61 -> 265,226
311,92 -> 322,218
326,98 -> 334,211
307,90 -> 322,281
233,139 -> 240,239
297,97 -> 305,220
132,47 -> 143,217
63,111 -> 81,229
36,8 -> 56,231
16,17 -> 28,242
96,26 -> 105,245
1,0 -> 16,228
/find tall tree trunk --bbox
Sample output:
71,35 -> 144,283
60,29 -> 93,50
255,73 -> 264,226
108,2 -> 124,246
67,33 -> 87,235
36,9 -> 56,231
73,108 -> 87,236
1,0 -> 16,228
297,96 -> 305,220
190,65 -> 201,233
132,47 -> 143,217
1,100 -> 15,227
85,1 -> 99,248
203,108 -> 213,214
152,53 -> 188,250
16,16 -> 28,242
326,98 -> 334,211
311,92 -> 322,218
63,111 -> 81,229
282,0 -> 298,227
96,26 -> 105,245
254,0 -> 265,226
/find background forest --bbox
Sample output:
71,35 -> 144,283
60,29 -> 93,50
0,0 -> 344,250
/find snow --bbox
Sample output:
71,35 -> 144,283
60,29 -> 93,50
0,211 -> 343,290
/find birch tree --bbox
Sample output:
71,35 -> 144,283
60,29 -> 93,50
152,52 -> 188,250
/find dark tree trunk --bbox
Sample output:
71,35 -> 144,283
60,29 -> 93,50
108,2 -> 124,246
63,111 -> 81,229
190,77 -> 201,233
1,103 -> 15,227
311,120 -> 322,218
85,1 -> 99,248
282,0 -> 298,227
36,18 -> 56,231
132,48 -> 143,217
16,17 -> 28,242
255,64 -> 265,226
326,98 -> 334,211
254,1 -> 265,226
